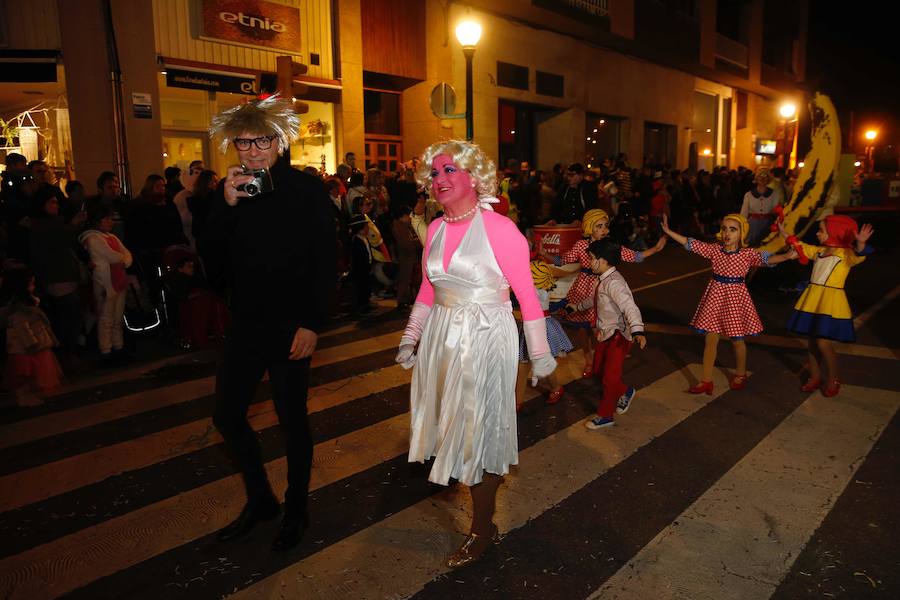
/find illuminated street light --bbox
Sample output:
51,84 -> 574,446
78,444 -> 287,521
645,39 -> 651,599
455,19 -> 482,140
864,130 -> 878,141
702,148 -> 712,156
455,19 -> 482,47
779,103 -> 797,119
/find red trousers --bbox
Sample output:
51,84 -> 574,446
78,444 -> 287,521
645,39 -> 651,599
591,331 -> 632,417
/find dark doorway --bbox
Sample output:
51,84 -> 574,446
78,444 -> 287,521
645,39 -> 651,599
643,121 -> 677,168
498,100 -> 564,172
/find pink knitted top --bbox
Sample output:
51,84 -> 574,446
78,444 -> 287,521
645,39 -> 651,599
414,209 -> 544,321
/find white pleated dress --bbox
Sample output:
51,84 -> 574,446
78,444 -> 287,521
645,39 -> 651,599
409,210 -> 519,486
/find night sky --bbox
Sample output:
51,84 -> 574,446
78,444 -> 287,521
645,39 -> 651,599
806,4 -> 900,149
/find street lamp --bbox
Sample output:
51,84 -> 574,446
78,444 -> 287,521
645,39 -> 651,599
779,103 -> 797,119
778,102 -> 799,168
455,19 -> 482,141
864,130 -> 878,173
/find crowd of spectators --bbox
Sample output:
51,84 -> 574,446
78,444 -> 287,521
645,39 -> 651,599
0,146 -> 798,405
0,153 -> 228,405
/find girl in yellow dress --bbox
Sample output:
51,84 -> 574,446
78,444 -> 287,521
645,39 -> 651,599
779,215 -> 874,397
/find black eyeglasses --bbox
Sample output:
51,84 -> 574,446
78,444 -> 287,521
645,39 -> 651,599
233,135 -> 277,151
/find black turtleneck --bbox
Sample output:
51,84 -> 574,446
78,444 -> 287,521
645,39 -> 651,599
204,158 -> 336,334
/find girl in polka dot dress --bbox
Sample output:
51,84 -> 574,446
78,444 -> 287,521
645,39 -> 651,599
542,209 -> 666,377
661,213 -> 796,393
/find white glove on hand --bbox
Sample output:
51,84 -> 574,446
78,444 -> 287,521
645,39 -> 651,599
522,318 -> 552,358
395,302 -> 432,370
529,352 -> 557,379
522,318 -> 556,380
395,343 -> 417,369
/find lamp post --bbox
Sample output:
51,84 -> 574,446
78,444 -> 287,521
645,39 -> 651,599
779,102 -> 797,169
864,129 -> 877,173
455,19 -> 482,141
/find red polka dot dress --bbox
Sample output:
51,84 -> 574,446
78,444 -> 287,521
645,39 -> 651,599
557,239 -> 642,328
687,239 -> 767,338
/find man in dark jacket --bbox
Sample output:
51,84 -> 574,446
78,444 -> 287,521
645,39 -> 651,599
550,162 -> 598,224
206,96 -> 337,551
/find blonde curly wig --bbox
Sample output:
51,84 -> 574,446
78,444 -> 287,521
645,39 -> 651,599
416,140 -> 497,199
209,95 -> 300,154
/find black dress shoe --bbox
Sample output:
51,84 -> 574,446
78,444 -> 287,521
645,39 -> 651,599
271,515 -> 309,551
217,501 -> 280,542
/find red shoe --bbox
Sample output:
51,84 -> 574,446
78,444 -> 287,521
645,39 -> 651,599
687,381 -> 714,395
546,387 -> 564,404
800,378 -> 821,393
730,374 -> 748,390
822,379 -> 841,397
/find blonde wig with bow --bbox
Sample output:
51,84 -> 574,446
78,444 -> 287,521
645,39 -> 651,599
716,213 -> 750,247
582,208 -> 610,237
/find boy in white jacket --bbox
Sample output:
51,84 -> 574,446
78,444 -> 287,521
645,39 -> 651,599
79,205 -> 133,363
566,238 -> 646,430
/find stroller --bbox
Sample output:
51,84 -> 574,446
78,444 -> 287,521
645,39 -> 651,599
121,244 -> 191,336
160,245 -> 229,348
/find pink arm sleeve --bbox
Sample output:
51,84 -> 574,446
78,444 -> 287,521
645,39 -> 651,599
484,213 -> 545,321
412,220 -> 440,307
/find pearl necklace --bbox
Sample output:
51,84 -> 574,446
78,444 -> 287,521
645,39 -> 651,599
443,205 -> 478,223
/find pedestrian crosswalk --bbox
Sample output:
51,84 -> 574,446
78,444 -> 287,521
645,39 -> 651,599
0,314 -> 897,600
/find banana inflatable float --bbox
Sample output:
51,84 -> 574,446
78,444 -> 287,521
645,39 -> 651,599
758,92 -> 841,253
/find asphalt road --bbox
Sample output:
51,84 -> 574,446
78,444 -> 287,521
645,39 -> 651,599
0,242 -> 897,599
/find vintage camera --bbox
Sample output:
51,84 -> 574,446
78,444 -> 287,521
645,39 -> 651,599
236,166 -> 274,197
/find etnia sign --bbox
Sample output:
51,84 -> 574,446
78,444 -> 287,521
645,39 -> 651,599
200,0 -> 302,53
218,11 -> 287,33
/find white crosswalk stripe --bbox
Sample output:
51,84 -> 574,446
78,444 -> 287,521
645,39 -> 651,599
0,323 -> 896,600
590,385 -> 899,600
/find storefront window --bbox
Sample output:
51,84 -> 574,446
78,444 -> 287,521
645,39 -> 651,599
289,101 -> 336,175
162,135 -> 206,173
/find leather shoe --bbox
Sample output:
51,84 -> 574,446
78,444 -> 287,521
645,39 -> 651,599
216,501 -> 280,542
271,515 -> 309,551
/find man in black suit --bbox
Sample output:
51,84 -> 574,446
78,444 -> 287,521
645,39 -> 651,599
206,96 -> 336,551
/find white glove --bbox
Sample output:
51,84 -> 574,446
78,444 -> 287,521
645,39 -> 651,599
523,318 -> 556,379
529,352 -> 557,379
396,302 -> 431,369
395,343 -> 417,369
522,318 -> 551,358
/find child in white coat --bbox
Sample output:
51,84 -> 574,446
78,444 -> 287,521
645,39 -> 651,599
79,205 -> 133,364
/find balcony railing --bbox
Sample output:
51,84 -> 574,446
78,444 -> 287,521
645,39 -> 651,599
532,0 -> 611,29
561,0 -> 609,17
715,33 -> 748,69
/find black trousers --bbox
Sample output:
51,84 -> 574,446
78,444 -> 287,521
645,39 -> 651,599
212,323 -> 313,518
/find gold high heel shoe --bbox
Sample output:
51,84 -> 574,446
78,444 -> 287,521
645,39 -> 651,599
445,524 -> 499,568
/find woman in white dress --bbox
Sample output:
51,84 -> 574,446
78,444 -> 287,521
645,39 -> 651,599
396,140 -> 556,567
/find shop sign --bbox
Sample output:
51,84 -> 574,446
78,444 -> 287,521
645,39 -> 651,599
200,0 -> 301,53
166,69 -> 257,95
132,92 -> 153,119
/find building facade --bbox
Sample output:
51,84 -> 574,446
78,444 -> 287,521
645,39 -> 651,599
0,0 -> 807,192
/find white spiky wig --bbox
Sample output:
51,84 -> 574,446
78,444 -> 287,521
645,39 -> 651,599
416,139 -> 497,199
209,95 -> 300,153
